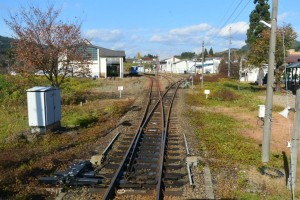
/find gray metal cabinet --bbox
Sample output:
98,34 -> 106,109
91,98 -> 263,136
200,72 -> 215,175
27,86 -> 61,130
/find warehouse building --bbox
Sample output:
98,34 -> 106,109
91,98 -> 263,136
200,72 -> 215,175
86,42 -> 125,78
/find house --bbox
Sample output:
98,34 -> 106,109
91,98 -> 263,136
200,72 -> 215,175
286,49 -> 300,64
160,57 -> 181,72
240,49 -> 300,83
86,44 -> 125,78
59,41 -> 125,78
285,50 -> 300,92
172,60 -> 193,74
195,58 -> 220,74
240,64 -> 268,83
158,57 -> 220,74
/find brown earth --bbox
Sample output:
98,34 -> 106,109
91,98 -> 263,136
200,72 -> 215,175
217,106 -> 294,156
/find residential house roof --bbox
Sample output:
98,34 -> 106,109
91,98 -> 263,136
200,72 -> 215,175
286,54 -> 300,63
286,49 -> 300,63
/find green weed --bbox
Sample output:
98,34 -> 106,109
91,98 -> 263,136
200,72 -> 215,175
187,78 -> 290,199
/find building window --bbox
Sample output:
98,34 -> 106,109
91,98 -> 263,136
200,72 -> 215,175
86,47 -> 98,61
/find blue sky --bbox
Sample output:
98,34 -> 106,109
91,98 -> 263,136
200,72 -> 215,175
0,0 -> 300,59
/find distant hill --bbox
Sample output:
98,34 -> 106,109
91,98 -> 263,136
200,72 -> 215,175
0,35 -> 14,69
0,35 -> 13,51
214,48 -> 240,58
214,40 -> 300,57
293,40 -> 300,51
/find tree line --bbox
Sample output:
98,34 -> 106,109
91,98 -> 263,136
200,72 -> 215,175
174,48 -> 214,60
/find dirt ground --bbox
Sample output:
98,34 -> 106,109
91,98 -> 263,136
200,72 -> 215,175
214,94 -> 296,156
203,93 -> 299,198
215,93 -> 300,187
244,94 -> 295,156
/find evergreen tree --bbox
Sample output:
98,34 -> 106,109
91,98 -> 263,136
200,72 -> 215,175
246,0 -> 270,86
180,52 -> 196,59
199,48 -> 209,60
208,48 -> 214,57
246,0 -> 270,45
204,48 -> 208,59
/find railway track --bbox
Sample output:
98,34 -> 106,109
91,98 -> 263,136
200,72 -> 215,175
97,75 -> 188,199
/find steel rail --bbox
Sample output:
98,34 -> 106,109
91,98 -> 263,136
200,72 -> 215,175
100,132 -> 120,164
102,76 -> 182,200
125,77 -> 162,174
102,77 -> 154,200
156,81 -> 182,200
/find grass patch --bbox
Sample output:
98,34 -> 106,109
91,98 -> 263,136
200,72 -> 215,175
188,79 -> 283,112
188,109 -> 261,167
0,75 -> 103,141
0,73 -> 140,199
186,77 -> 290,199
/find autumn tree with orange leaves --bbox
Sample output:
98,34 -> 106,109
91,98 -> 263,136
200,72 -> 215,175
247,24 -> 297,89
4,4 -> 91,87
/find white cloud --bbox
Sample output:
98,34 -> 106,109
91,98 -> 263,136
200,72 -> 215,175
111,42 -> 125,50
149,35 -> 164,42
169,23 -> 212,35
149,23 -> 218,46
83,22 -> 249,58
232,40 -> 246,48
84,29 -> 123,42
219,21 -> 249,37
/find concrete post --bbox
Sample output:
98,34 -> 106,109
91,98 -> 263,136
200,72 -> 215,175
201,41 -> 204,88
288,89 -> 300,199
261,0 -> 278,163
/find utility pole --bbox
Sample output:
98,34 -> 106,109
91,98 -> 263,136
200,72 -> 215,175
228,27 -> 231,78
262,0 -> 278,163
192,53 -> 196,90
156,55 -> 160,76
238,56 -> 243,91
289,89 -> 300,200
201,41 -> 204,88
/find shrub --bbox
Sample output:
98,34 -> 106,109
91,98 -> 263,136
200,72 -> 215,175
212,88 -> 240,101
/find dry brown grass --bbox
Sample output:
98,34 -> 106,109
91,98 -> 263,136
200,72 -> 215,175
246,167 -> 293,199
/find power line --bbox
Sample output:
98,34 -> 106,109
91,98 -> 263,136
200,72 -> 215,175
219,0 -> 244,31
210,0 -> 252,48
215,0 -> 240,31
231,0 -> 252,23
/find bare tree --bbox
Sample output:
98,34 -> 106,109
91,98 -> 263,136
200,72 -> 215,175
4,4 -> 91,87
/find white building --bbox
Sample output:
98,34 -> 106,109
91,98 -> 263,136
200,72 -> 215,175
195,59 -> 220,74
59,42 -> 125,78
159,57 -> 220,74
160,57 -> 181,72
240,64 -> 268,83
172,60 -> 200,74
86,44 -> 125,78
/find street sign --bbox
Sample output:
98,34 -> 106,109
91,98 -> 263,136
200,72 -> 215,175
118,86 -> 123,98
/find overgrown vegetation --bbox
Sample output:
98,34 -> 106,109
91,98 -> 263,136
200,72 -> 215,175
0,74 -> 136,199
186,77 -> 293,199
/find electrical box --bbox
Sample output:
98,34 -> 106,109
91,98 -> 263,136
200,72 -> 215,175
27,86 -> 61,133
258,105 -> 265,118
